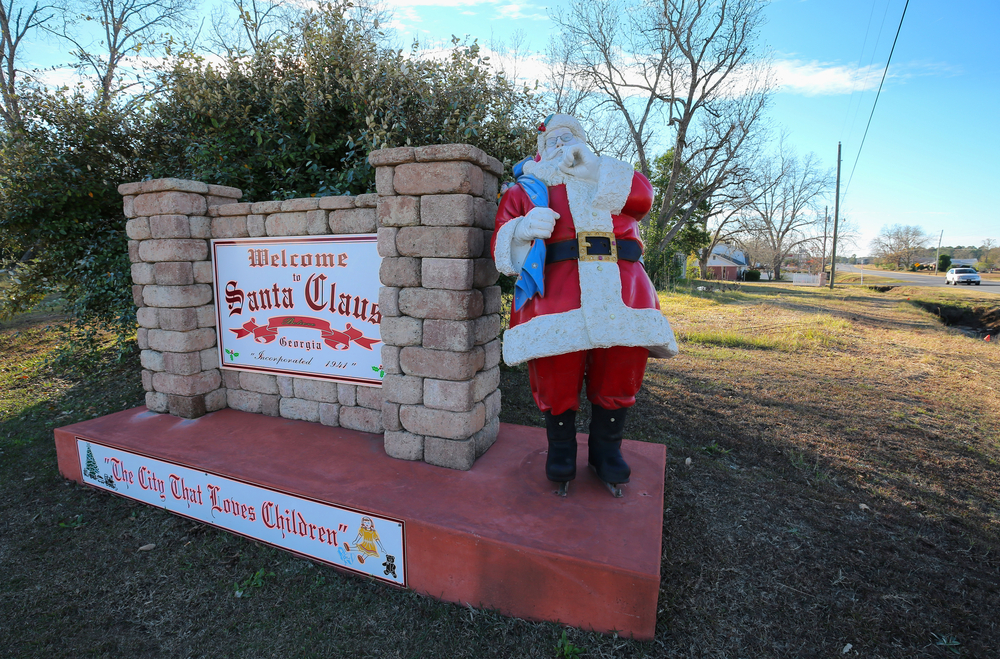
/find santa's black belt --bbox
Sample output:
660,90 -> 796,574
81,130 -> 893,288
545,234 -> 642,264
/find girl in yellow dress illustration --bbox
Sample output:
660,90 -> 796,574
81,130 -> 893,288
348,517 -> 385,564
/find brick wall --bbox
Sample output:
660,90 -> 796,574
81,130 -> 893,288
123,178 -> 239,418
372,144 -> 503,470
122,144 -> 503,470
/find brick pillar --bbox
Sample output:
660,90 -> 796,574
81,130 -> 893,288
372,145 -> 503,470
120,178 -> 242,418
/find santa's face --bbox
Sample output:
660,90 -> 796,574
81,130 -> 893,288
542,127 -> 584,162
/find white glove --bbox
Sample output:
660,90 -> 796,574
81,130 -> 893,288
559,144 -> 600,183
512,207 -> 559,244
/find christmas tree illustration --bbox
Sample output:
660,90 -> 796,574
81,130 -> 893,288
84,444 -> 99,480
83,444 -> 116,490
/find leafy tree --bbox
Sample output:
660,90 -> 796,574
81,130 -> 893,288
978,239 -> 997,271
1,0 -> 541,347
0,87 -> 142,337
147,3 -> 541,200
641,151 -> 711,287
937,253 -> 951,273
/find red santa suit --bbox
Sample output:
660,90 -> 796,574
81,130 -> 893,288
492,156 -> 677,415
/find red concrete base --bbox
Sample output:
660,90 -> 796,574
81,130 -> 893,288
55,407 -> 665,639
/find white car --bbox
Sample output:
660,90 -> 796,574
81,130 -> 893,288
945,268 -> 981,285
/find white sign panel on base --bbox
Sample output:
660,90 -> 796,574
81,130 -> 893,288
213,235 -> 383,386
78,438 -> 406,586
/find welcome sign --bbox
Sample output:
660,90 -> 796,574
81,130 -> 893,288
78,438 -> 406,586
213,236 -> 383,386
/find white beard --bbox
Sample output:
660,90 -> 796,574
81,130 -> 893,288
522,154 -> 595,190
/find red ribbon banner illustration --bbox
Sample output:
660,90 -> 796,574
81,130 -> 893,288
230,316 -> 381,351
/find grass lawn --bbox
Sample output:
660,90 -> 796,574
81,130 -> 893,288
2,284 -> 999,657
832,272 -> 907,285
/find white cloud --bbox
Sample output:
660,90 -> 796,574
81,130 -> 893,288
384,6 -> 423,31
773,59 -> 884,96
495,3 -> 548,20
32,67 -> 89,91
384,0 -> 499,7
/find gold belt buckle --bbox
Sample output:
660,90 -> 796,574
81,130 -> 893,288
577,232 -> 617,263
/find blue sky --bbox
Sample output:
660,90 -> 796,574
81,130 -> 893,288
381,0 -> 999,253
20,0 -> 998,252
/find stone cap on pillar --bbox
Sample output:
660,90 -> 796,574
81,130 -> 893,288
369,144 -> 504,177
118,179 -> 243,198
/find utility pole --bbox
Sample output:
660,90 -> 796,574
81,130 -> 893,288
821,206 -> 829,281
829,142 -> 842,290
935,230 -> 943,274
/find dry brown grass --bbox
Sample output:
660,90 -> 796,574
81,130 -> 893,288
3,283 -> 998,658
653,284 -> 999,656
504,282 -> 1000,656
834,272 -> 907,284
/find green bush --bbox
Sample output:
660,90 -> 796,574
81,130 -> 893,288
640,152 -> 710,289
745,269 -> 761,282
0,88 -> 142,341
147,4 -> 541,200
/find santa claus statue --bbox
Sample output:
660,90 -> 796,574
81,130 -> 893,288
492,114 -> 678,497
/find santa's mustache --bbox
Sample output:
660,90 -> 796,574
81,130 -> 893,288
524,146 -> 594,186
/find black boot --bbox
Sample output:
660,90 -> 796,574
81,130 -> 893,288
544,409 -> 577,484
588,405 -> 631,486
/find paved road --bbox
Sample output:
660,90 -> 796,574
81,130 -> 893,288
835,265 -> 1000,294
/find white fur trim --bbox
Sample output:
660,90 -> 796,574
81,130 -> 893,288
503,259 -> 677,365
563,179 -> 608,233
502,305 -> 677,365
493,218 -> 523,277
503,309 -> 590,365
593,157 -> 634,214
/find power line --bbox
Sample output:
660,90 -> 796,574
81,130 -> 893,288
840,0 -> 888,144
843,0 -> 910,201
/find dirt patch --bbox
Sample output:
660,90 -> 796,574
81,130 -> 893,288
910,298 -> 1000,336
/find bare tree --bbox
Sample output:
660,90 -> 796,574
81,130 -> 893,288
979,238 -> 997,271
737,144 -> 831,281
737,230 -> 779,280
869,224 -> 929,270
694,193 -> 750,279
48,0 -> 194,108
208,0 -> 299,56
544,28 -> 634,160
550,0 -> 773,247
0,0 -> 52,130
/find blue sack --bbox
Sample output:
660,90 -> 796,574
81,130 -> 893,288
510,165 -> 549,312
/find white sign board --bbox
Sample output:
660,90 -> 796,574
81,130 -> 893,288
213,236 -> 383,386
78,438 -> 406,586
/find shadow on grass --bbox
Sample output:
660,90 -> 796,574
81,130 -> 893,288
5,307 -> 1000,657
0,325 -> 634,659
497,287 -> 1000,657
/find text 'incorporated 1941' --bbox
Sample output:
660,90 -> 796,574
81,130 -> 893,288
212,235 -> 383,386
